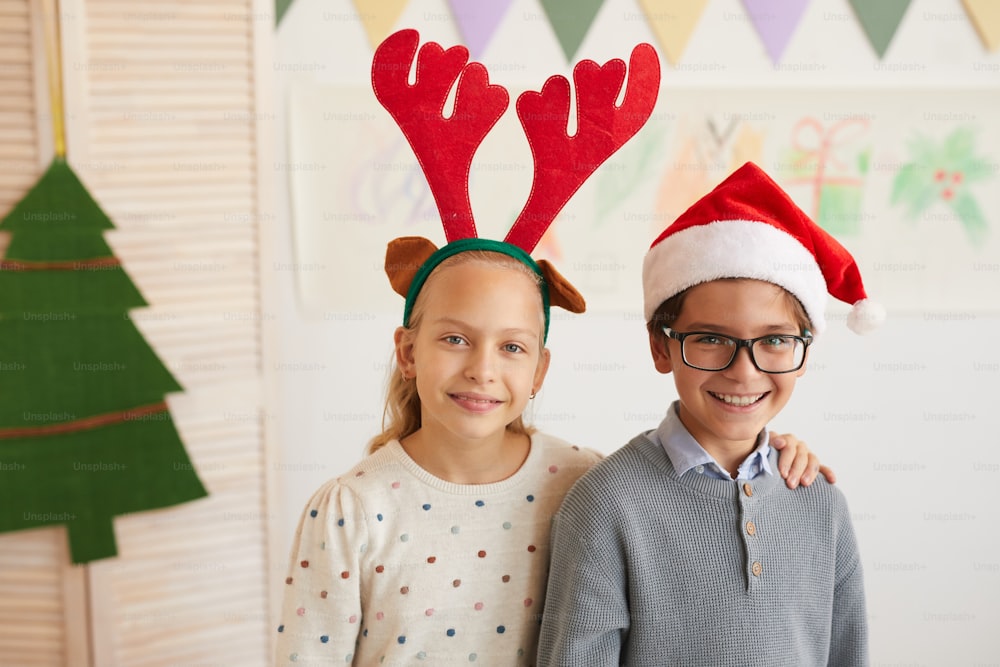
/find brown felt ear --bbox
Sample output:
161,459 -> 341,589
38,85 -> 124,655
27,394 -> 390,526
537,260 -> 586,314
385,236 -> 438,297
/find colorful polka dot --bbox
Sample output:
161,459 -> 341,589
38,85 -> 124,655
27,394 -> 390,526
527,544 -> 537,553
340,571 -> 350,579
548,465 -> 559,473
289,652 -> 298,662
277,624 -> 284,633
391,481 -> 401,489
376,611 -> 385,621
377,513 -> 384,521
400,586 -> 409,594
285,577 -> 293,585
468,653 -> 477,662
417,651 -> 427,660
475,500 -> 485,507
425,608 -> 434,616
300,560 -> 309,568
320,635 -> 329,643
452,579 -> 461,587
349,615 -> 357,623
496,625 -> 506,634
397,636 -> 406,644
320,591 -> 328,599
376,565 -> 385,573
426,556 -> 436,564
501,574 -> 510,583
447,628 -> 456,637
451,525 -> 460,535
355,471 -> 365,477
474,602 -> 484,611
400,533 -> 409,542
502,521 -> 512,530
422,503 -> 432,510
524,598 -> 533,607
309,509 -> 318,518
297,607 -> 306,616
526,495 -> 535,502
477,550 -> 486,558
337,518 -> 344,526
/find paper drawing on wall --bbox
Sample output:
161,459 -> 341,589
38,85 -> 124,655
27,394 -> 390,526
654,114 -> 766,238
780,116 -> 872,236
891,126 -> 992,246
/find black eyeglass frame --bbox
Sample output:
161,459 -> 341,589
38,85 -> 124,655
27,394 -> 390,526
661,327 -> 813,374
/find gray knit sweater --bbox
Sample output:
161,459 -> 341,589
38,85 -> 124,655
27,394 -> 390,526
537,431 -> 868,667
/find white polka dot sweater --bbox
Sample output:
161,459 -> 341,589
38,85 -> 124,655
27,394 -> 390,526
275,433 -> 601,665
536,429 -> 868,667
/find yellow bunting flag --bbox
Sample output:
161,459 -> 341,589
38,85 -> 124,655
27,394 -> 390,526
962,0 -> 1000,51
353,0 -> 409,50
637,0 -> 707,65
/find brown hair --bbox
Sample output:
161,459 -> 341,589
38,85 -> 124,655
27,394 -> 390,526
367,251 -> 545,453
646,278 -> 812,343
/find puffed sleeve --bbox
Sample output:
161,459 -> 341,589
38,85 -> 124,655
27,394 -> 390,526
274,479 -> 368,665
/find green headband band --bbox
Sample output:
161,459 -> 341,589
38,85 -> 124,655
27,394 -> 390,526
402,238 -> 552,342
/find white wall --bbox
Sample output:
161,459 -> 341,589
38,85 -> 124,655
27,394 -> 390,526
267,0 -> 1000,663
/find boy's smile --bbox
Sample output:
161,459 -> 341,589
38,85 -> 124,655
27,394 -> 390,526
650,278 -> 808,477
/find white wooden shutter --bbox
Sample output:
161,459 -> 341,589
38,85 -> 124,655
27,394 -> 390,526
0,0 -> 275,664
0,2 -> 90,666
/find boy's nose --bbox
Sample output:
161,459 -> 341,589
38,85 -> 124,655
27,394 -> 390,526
723,345 -> 759,380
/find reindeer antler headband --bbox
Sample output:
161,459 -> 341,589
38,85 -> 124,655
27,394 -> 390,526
372,29 -> 660,340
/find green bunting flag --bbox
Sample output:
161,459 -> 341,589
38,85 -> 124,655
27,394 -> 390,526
0,158 -> 208,563
540,0 -> 606,61
848,0 -> 912,58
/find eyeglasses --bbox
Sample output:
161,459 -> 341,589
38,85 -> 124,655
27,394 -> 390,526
662,327 -> 812,374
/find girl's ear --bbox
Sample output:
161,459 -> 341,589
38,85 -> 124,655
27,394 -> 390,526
385,237 -> 438,297
394,326 -> 416,378
649,330 -> 674,375
537,260 -> 585,313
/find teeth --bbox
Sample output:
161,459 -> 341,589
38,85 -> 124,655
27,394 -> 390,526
711,392 -> 764,407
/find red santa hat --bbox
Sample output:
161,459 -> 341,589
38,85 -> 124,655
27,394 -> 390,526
642,162 -> 884,335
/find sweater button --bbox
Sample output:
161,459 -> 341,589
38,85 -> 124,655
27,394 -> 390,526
742,482 -> 753,497
746,521 -> 756,536
751,561 -> 763,577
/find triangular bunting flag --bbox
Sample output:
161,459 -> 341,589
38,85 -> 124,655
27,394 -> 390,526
847,0 -> 912,58
353,0 -> 409,50
962,0 -> 1000,51
448,0 -> 514,59
742,0 -> 812,64
638,0 -> 708,65
540,0 -> 606,61
276,0 -> 294,26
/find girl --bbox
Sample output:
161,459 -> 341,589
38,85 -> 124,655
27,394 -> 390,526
275,30 -> 827,665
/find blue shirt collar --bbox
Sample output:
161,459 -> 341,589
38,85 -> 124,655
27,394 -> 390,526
650,401 -> 773,481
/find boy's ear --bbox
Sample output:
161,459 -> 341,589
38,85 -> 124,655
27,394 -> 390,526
386,236 -> 438,297
649,330 -> 673,375
394,326 -> 416,378
537,260 -> 585,313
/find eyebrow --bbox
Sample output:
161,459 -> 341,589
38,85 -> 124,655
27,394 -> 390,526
432,317 -> 541,340
683,322 -> 799,334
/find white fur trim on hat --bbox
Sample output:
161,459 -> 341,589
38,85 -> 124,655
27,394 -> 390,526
642,219 -> 830,333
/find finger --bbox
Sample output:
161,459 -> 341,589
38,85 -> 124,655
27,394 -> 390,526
819,464 -> 837,485
785,450 -> 813,489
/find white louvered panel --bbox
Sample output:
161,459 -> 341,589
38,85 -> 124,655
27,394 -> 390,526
70,0 -> 270,663
0,529 -> 71,666
0,0 -> 39,217
102,382 -> 269,667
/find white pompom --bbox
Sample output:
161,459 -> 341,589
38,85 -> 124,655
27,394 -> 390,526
847,298 -> 886,335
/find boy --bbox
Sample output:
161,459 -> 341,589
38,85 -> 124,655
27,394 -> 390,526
537,162 -> 879,666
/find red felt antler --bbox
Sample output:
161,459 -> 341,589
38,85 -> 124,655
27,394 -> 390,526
503,43 -> 661,252
372,29 -> 509,243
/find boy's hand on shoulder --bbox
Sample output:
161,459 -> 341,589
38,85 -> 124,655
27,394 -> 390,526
770,432 -> 837,489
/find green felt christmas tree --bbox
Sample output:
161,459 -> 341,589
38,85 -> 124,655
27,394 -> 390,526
0,158 -> 208,563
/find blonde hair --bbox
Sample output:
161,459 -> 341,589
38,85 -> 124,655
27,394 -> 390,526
367,251 -> 545,453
